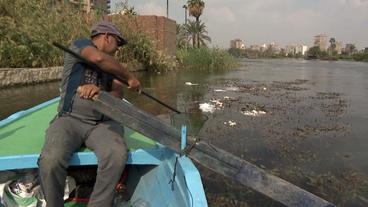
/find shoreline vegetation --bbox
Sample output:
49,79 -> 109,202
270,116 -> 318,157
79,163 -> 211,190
0,0 -> 237,74
177,47 -> 238,71
228,47 -> 368,62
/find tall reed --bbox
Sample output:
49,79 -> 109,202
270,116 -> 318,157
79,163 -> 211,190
177,47 -> 238,71
0,0 -> 171,71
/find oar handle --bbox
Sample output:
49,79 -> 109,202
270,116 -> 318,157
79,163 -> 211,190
52,42 -> 181,114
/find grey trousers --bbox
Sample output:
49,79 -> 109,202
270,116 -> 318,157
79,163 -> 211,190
37,115 -> 128,207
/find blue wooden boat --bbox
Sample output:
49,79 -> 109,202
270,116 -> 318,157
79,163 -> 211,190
0,98 -> 208,207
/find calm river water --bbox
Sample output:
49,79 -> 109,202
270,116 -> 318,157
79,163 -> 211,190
1,59 -> 367,206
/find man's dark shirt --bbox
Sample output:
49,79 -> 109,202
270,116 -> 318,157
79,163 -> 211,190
58,38 -> 113,122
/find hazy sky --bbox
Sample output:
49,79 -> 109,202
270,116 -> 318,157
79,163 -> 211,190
112,0 -> 368,49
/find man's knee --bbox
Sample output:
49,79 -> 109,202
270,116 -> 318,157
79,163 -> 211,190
111,145 -> 128,164
100,145 -> 127,168
38,151 -> 68,173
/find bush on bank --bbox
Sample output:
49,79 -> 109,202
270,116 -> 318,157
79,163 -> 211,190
0,0 -> 237,72
0,0 -> 170,72
177,47 -> 238,71
112,16 -> 176,73
0,0 -> 93,68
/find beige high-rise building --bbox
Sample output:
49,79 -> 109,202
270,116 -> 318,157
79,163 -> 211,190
314,34 -> 328,51
230,39 -> 245,49
65,0 -> 110,14
335,41 -> 343,54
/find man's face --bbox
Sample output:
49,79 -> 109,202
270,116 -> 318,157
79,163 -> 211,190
104,34 -> 119,55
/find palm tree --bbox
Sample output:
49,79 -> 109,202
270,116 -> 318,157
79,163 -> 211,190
183,20 -> 211,48
176,24 -> 188,48
115,0 -> 137,16
345,44 -> 356,55
187,0 -> 205,23
329,37 -> 336,55
187,0 -> 205,47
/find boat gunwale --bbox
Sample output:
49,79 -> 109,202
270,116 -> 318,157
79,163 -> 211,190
0,147 -> 170,171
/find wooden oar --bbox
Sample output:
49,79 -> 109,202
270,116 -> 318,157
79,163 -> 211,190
92,91 -> 335,207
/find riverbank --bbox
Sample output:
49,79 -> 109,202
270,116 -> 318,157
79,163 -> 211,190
0,67 -> 62,88
241,56 -> 368,62
229,47 -> 368,62
0,63 -> 148,88
0,47 -> 237,88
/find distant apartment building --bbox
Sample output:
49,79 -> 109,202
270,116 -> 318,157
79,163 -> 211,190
250,44 -> 261,51
285,45 -> 296,55
296,45 -> 308,55
268,42 -> 281,54
64,0 -> 111,14
335,41 -> 343,54
285,44 -> 308,56
314,34 -> 328,51
230,39 -> 245,49
260,44 -> 267,52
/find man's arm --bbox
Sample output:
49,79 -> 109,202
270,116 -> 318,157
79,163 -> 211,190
77,79 -> 123,99
110,79 -> 124,98
80,46 -> 140,91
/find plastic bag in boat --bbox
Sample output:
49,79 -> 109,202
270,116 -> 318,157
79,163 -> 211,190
0,180 -> 39,207
0,176 -> 76,207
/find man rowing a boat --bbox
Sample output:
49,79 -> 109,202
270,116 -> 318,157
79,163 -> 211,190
37,20 -> 141,207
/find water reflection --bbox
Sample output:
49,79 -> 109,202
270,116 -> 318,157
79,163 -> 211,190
0,81 -> 59,119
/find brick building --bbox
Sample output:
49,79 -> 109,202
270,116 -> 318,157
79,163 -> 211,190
103,14 -> 176,56
135,16 -> 176,56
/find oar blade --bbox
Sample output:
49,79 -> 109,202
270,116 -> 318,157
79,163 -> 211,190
189,143 -> 335,207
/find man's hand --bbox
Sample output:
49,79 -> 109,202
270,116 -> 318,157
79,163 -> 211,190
77,84 -> 100,99
127,77 -> 142,93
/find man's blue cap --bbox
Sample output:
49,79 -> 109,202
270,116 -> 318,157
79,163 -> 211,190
91,20 -> 127,46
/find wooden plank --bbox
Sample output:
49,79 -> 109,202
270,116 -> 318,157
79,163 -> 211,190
189,148 -> 335,207
92,91 -> 335,207
92,92 -> 181,152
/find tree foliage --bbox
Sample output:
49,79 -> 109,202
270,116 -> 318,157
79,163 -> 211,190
187,0 -> 205,22
307,46 -> 327,59
186,0 -> 205,48
182,20 -> 211,48
0,0 -> 92,67
176,24 -> 188,49
0,0 -> 174,71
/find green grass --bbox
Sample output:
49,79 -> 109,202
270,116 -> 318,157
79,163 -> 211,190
177,47 -> 238,71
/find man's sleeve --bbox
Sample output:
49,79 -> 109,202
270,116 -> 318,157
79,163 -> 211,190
70,39 -> 95,55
